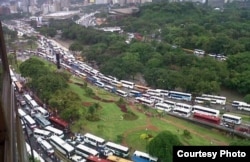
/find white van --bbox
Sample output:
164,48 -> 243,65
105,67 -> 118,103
35,106 -> 49,118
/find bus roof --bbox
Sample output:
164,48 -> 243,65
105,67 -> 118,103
105,142 -> 129,152
84,133 -> 105,143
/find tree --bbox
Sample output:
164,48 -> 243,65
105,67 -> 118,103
147,131 -> 182,162
243,94 -> 250,104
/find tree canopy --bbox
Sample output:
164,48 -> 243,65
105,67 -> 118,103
147,130 -> 182,162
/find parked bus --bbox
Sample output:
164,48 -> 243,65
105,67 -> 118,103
34,114 -> 51,128
231,101 -> 247,108
146,89 -> 161,97
104,142 -> 130,158
154,103 -> 172,112
23,94 -> 32,103
23,115 -> 37,129
172,108 -> 191,117
132,150 -> 158,162
237,103 -> 250,112
107,155 -> 132,162
128,90 -> 142,97
193,112 -> 221,125
135,97 -> 154,107
83,133 -> 106,148
101,76 -> 113,84
194,96 -> 211,104
49,135 -> 75,159
35,106 -> 49,118
33,128 -> 52,139
175,103 -> 192,110
168,91 -> 192,101
155,89 -> 169,97
90,69 -> 99,76
29,99 -> 39,109
37,137 -> 54,155
201,94 -> 226,105
18,108 -> 27,118
87,155 -> 110,162
116,89 -> 128,97
95,81 -> 105,88
222,114 -> 242,125
134,84 -> 150,92
149,96 -> 164,104
162,100 -> 176,108
192,105 -> 220,117
110,80 -> 123,88
104,85 -> 116,93
120,80 -> 135,89
44,125 -> 64,138
75,144 -> 99,158
49,116 -> 70,133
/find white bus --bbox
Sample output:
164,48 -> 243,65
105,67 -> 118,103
116,89 -> 128,97
222,114 -> 242,125
104,85 -> 116,93
50,135 -> 75,159
75,144 -> 99,158
23,115 -> 37,129
23,94 -> 32,103
37,137 -> 54,155
146,89 -> 161,97
120,80 -> 135,89
135,97 -> 154,107
18,108 -> 27,118
44,125 -> 64,138
175,103 -> 192,110
83,133 -> 106,148
194,96 -> 211,104
132,150 -> 158,162
110,80 -> 123,88
154,103 -> 172,112
192,105 -> 220,117
162,100 -> 176,108
29,100 -> 39,109
149,96 -> 164,104
101,76 -> 113,83
237,103 -> 250,112
155,89 -> 169,97
33,128 -> 52,139
35,106 -> 49,118
231,101 -> 247,108
104,142 -> 130,158
201,94 -> 226,105
90,69 -> 99,76
172,108 -> 192,117
95,81 -> 105,88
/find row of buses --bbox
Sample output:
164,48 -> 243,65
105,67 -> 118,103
134,96 -> 242,126
45,132 -> 158,162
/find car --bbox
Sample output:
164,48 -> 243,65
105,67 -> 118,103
65,138 -> 77,146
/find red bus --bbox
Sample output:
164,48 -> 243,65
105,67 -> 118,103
86,155 -> 110,162
193,112 -> 221,125
49,116 -> 70,133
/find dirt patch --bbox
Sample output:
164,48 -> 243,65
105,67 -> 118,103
82,102 -> 93,107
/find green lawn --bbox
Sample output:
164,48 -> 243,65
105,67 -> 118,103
68,80 -> 238,151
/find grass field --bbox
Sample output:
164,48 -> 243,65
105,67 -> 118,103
67,77 -> 240,153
